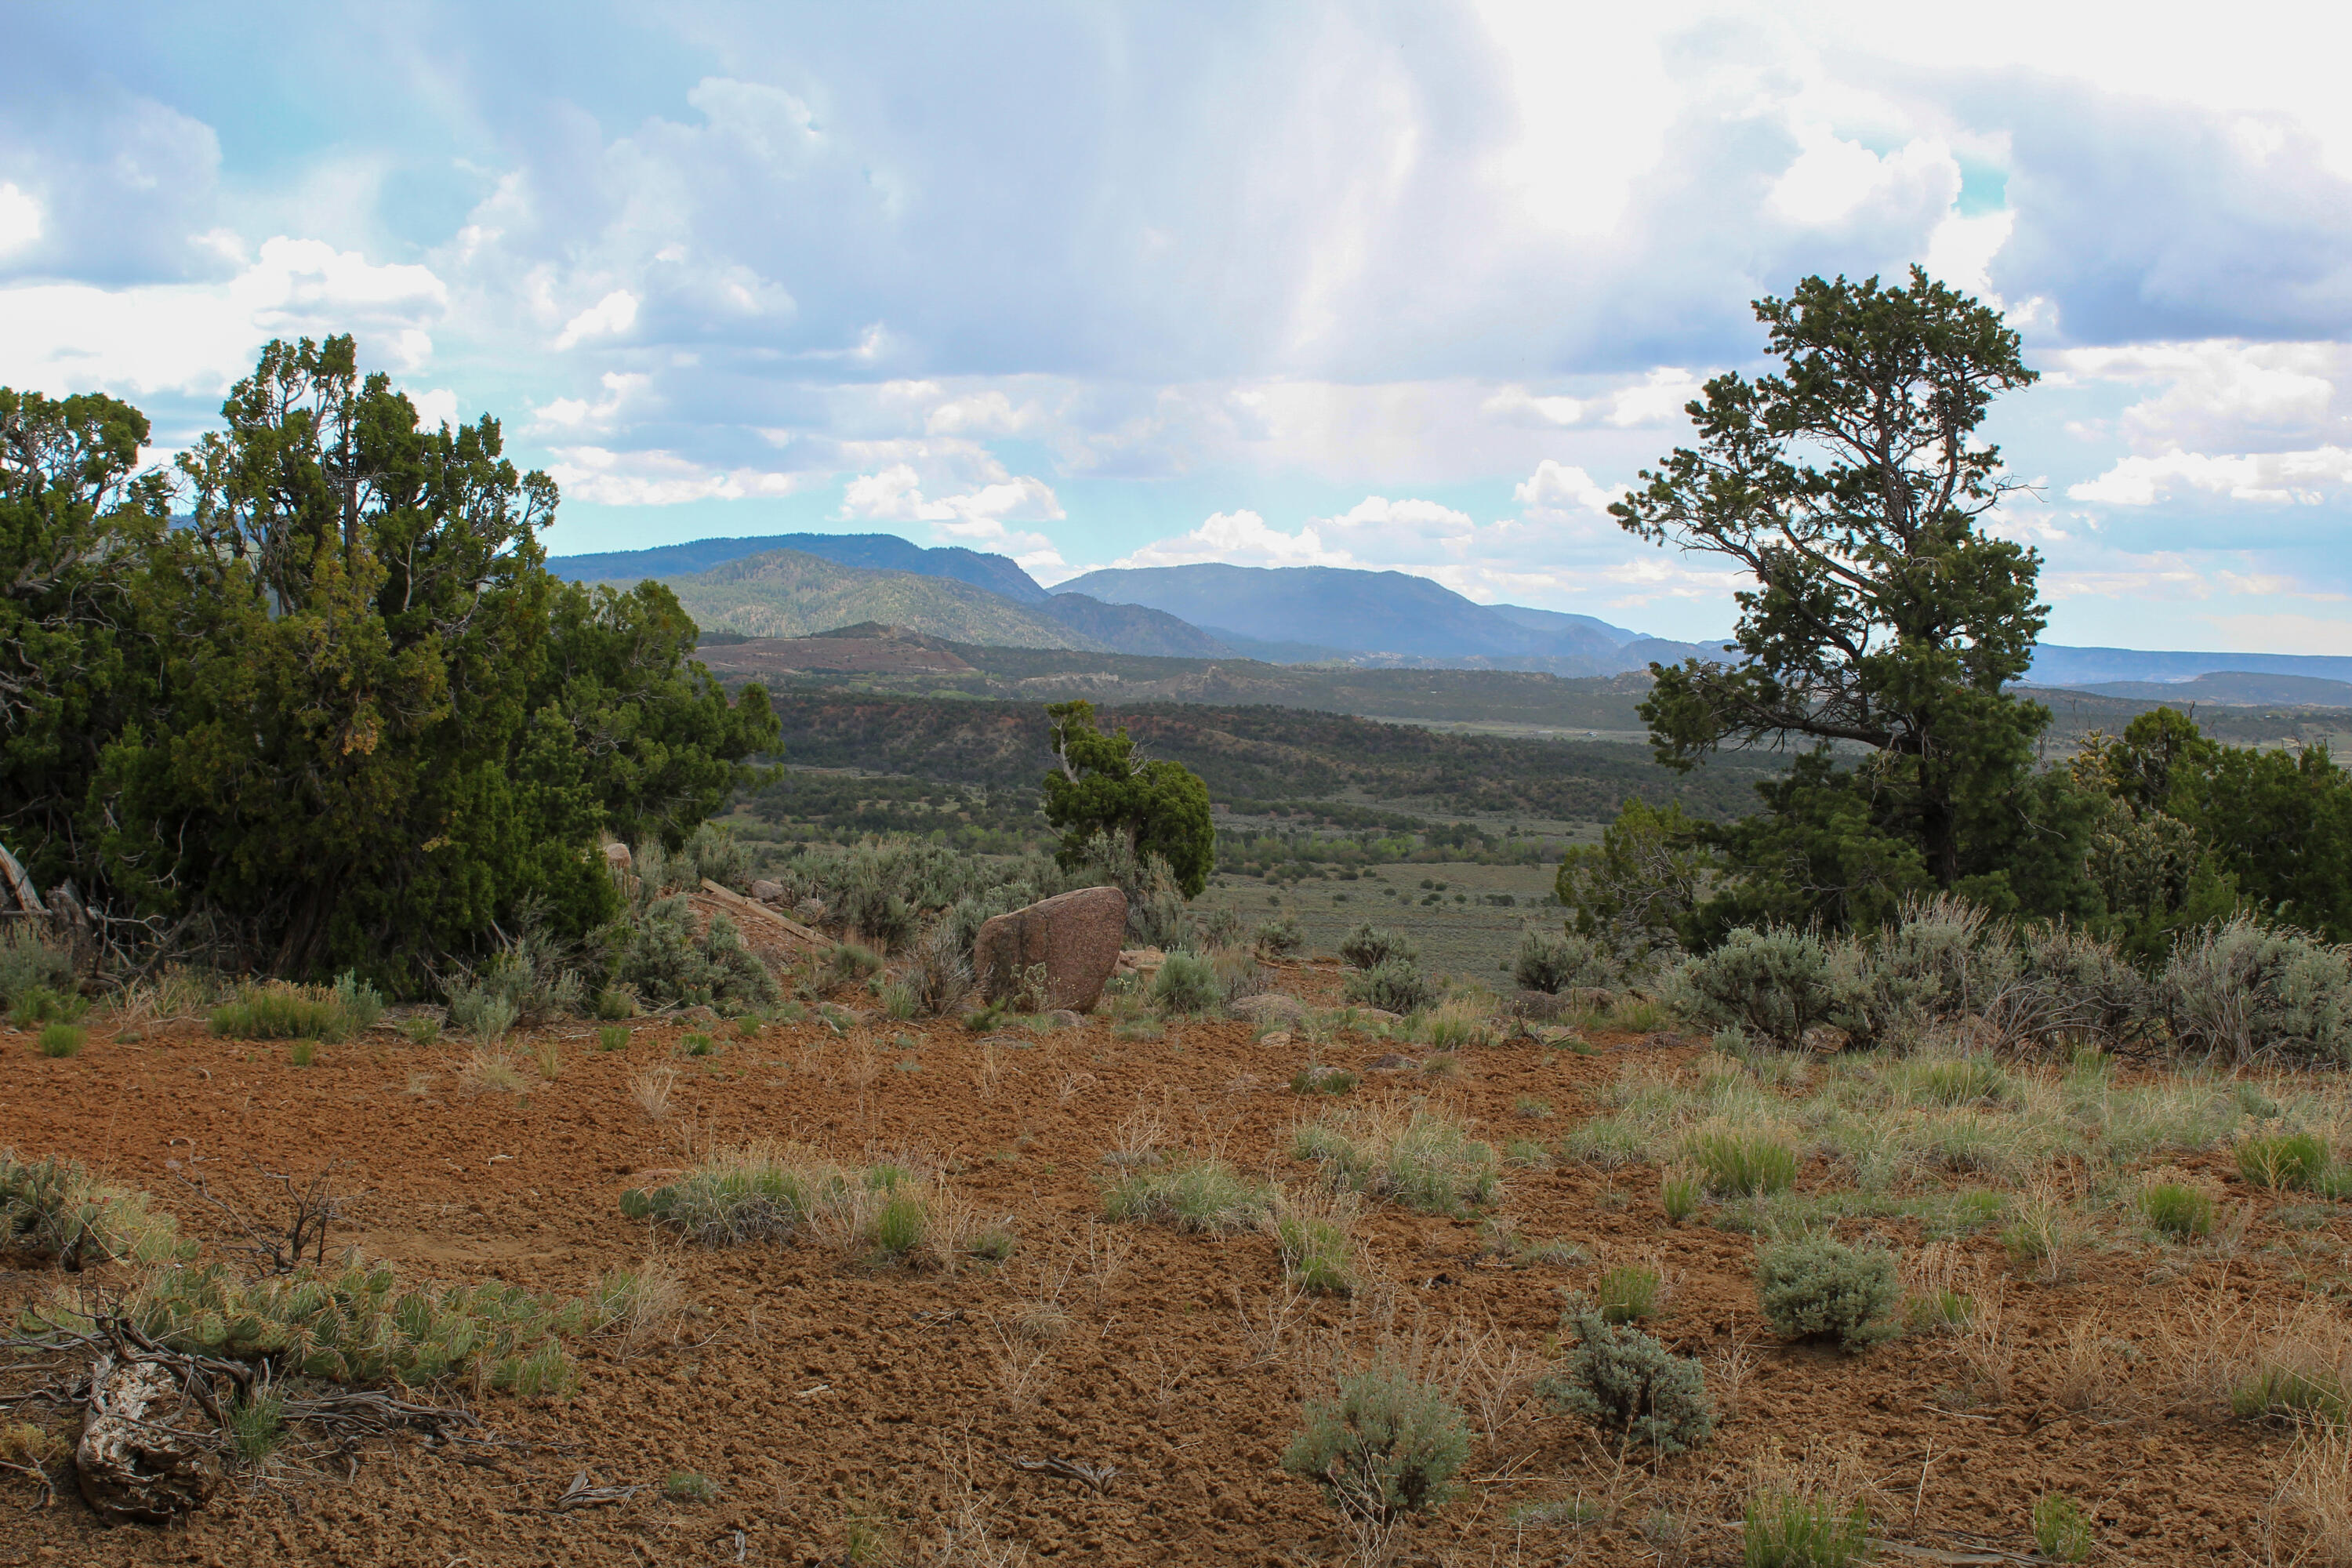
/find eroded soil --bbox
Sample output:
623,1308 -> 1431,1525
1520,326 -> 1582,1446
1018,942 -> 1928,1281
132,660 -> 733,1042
0,963 -> 2326,1565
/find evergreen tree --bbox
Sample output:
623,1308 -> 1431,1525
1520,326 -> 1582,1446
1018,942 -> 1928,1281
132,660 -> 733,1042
1040,699 -> 1214,898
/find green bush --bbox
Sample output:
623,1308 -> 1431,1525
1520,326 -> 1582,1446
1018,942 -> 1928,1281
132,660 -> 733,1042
611,897 -> 780,1013
1269,1198 -> 1358,1296
332,970 -> 384,1031
867,1193 -> 927,1258
1687,1127 -> 1798,1196
1754,1236 -> 1900,1349
831,942 -> 884,984
0,1151 -> 187,1268
1254,914 -> 1304,960
1150,950 -> 1224,1015
1281,1363 -> 1470,1524
1540,1304 -> 1713,1454
1102,1158 -> 1272,1233
0,927 -> 74,1014
225,1388 -> 289,1463
2138,1181 -> 2214,1237
135,1261 -> 579,1394
2032,1494 -> 2092,1563
593,985 -> 638,1020
2236,1131 -> 2331,1191
597,1025 -> 630,1051
1338,924 -> 1417,971
666,1469 -> 718,1501
2161,916 -> 2352,1065
35,1022 -> 83,1058
8,984 -> 87,1025
1513,928 -> 1608,995
1743,1478 -> 1870,1568
1343,959 -> 1436,1014
2230,1361 -> 2346,1424
209,981 -> 357,1042
1665,926 -> 1838,1046
1893,1054 -> 2012,1108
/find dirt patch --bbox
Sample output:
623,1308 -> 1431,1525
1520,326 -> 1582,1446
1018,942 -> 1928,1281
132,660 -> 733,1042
0,995 -> 2327,1565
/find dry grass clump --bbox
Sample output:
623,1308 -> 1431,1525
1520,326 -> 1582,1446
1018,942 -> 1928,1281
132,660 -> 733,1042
1102,1156 -> 1272,1233
1291,1102 -> 1499,1215
590,1256 -> 690,1357
1740,1443 -> 1875,1568
630,1064 -> 677,1119
459,1047 -> 528,1095
2158,1292 -> 2352,1425
2279,1421 -> 2352,1568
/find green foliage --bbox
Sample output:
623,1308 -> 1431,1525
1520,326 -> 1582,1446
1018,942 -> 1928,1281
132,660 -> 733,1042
2238,1131 -> 2331,1191
225,1388 -> 289,1464
1338,923 -> 1417,970
1686,1129 -> 1798,1196
1555,799 -> 1712,956
2,342 -> 777,985
1342,959 -> 1436,1014
288,1040 -> 316,1067
597,1025 -> 630,1051
1743,1479 -> 1871,1568
1150,950 -> 1224,1014
2231,1362 -> 2346,1424
1666,926 -> 1837,1045
1597,1264 -> 1663,1323
1281,1363 -> 1470,1524
1040,700 -> 1214,898
610,895 -> 780,1014
2032,1494 -> 2092,1563
1661,1167 -> 1702,1223
1254,913 -> 1304,960
7,984 -> 85,1025
621,1145 -> 844,1247
134,1261 -> 579,1393
2137,1181 -> 2214,1238
1270,1200 -> 1359,1296
1291,1105 -> 1498,1215
1541,1304 -> 1713,1454
831,942 -> 883,983
36,1023 -> 83,1058
0,1150 -> 187,1268
1513,927 -> 1610,994
0,927 -> 74,1013
1613,270 -> 2058,929
666,1470 -> 717,1501
1753,1236 -> 1900,1349
209,980 -> 362,1042
2159,916 -> 2352,1065
1292,1066 -> 1359,1095
1101,1157 -> 1272,1233
866,1193 -> 927,1258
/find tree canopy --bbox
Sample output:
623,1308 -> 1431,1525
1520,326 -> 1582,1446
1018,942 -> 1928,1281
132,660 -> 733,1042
1040,699 -> 1214,898
0,336 -> 777,982
1613,268 -> 2076,927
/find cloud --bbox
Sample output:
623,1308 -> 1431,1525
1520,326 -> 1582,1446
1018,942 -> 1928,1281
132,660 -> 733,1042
554,290 -> 637,350
0,183 -> 38,256
1107,511 -> 1352,571
1514,460 -> 1621,517
543,445 -> 820,506
836,449 -> 1065,534
2067,446 -> 2352,506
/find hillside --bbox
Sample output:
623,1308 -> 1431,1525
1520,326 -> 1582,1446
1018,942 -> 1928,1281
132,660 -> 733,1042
2049,670 -> 2352,706
2027,644 -> 2352,686
664,550 -> 1098,648
1031,592 -> 1238,656
550,531 -> 1047,602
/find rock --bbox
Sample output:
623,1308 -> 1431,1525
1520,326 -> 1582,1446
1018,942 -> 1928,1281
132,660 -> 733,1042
1257,1030 -> 1293,1050
1116,947 -> 1166,977
750,879 -> 786,903
76,1352 -> 223,1523
1229,993 -> 1308,1026
1297,1064 -> 1352,1089
1045,1008 -> 1087,1029
602,841 -> 632,872
1367,1052 -> 1420,1072
1349,1007 -> 1402,1025
974,887 -> 1129,1013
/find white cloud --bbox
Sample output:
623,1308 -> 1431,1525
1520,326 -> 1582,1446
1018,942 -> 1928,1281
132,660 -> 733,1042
1514,459 -> 1620,517
1769,128 -> 1957,228
554,290 -> 638,350
1603,369 -> 1705,428
543,445 -> 819,506
408,387 -> 459,431
2067,446 -> 2352,506
1108,510 -> 1352,571
529,372 -> 648,434
837,459 -> 1063,528
0,183 -> 39,256
1481,386 -> 1584,426
0,235 -> 445,399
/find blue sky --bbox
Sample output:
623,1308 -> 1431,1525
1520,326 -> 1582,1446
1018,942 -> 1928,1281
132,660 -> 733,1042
6,2 -> 2352,648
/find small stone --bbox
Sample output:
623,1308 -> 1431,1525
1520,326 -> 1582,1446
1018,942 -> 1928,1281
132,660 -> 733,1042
1229,993 -> 1308,1025
750,879 -> 786,903
1257,1030 -> 1292,1049
601,841 -> 633,872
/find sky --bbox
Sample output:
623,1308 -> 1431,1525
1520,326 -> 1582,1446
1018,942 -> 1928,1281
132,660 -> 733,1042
6,2 -> 2352,649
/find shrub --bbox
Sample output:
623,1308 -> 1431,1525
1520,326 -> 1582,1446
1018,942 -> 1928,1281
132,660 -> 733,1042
1339,924 -> 1417,971
1102,1157 -> 1272,1232
2032,1494 -> 2093,1563
597,1025 -> 630,1051
2161,916 -> 2352,1065
1664,926 -> 1838,1046
1293,1104 -> 1498,1215
332,969 -> 385,1032
1754,1236 -> 1900,1349
1150,950 -> 1224,1015
1832,893 -> 2016,1047
1291,1065 -> 1358,1095
1686,1126 -> 1799,1196
1514,928 -> 1609,995
1254,914 -> 1304,961
210,980 -> 359,1042
2138,1179 -> 2214,1238
2238,1131 -> 2331,1191
289,1040 -> 317,1067
610,896 -> 780,1013
1343,960 -> 1436,1014
134,1261 -> 579,1394
622,1143 -> 844,1246
1541,1304 -> 1713,1454
903,920 -> 972,1017
1743,1472 -> 1871,1568
1191,905 -> 1245,951
1597,1263 -> 1663,1323
401,1015 -> 443,1044
0,1151 -> 187,1268
445,925 -> 584,1030
1996,920 -> 2150,1047
7,984 -> 86,1025
1281,1363 -> 1470,1524
36,1023 -> 83,1058
0,925 -> 74,1013
593,985 -> 637,1020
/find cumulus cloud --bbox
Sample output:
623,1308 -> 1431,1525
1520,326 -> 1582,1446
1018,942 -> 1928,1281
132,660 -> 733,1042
554,290 -> 638,350
1108,511 -> 1352,572
543,445 -> 821,506
0,183 -> 38,256
2067,446 -> 2352,506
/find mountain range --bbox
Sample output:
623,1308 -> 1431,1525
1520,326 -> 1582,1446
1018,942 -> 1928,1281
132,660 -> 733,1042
547,531 -> 2352,695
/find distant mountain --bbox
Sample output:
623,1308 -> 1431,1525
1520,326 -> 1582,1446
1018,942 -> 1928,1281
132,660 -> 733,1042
550,532 -> 1047,603
2037,670 -> 2352,706
1053,562 -> 1719,672
2027,645 -> 2352,687
1033,593 -> 1238,657
663,550 -> 1097,649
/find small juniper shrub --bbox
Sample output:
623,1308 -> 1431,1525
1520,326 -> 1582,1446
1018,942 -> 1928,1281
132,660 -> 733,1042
1539,1301 -> 1714,1455
1281,1362 -> 1471,1526
1754,1236 -> 1901,1349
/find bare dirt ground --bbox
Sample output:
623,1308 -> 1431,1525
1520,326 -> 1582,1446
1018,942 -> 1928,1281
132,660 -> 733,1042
0,962 -> 2324,1566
